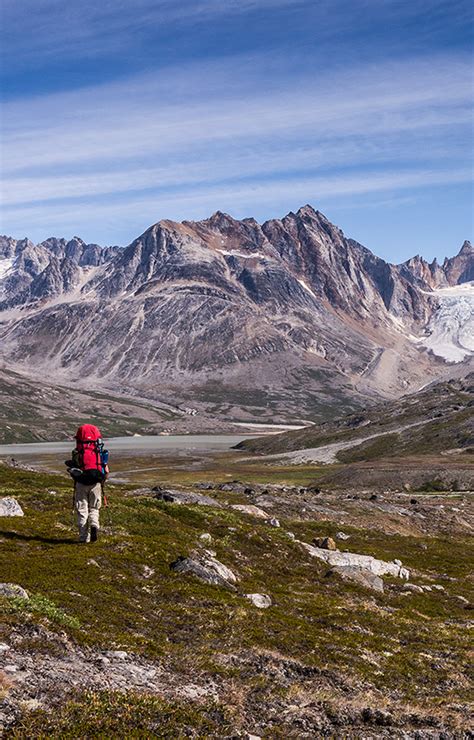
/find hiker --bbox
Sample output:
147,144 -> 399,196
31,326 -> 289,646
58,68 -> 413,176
65,424 -> 109,543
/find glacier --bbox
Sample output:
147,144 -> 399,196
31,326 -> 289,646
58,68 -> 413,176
418,282 -> 474,362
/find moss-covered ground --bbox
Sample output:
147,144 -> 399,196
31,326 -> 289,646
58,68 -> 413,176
0,461 -> 472,736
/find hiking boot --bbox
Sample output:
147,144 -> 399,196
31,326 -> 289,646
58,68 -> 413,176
90,526 -> 98,543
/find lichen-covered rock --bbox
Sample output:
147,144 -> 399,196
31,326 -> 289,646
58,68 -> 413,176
402,583 -> 424,594
246,593 -> 272,609
0,497 -> 24,517
299,540 -> 410,579
170,553 -> 238,589
230,504 -> 268,519
0,583 -> 29,600
326,566 -> 384,593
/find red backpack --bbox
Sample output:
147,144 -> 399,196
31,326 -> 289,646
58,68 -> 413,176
75,424 -> 109,478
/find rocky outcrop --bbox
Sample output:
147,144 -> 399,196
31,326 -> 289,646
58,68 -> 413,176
299,540 -> 410,579
0,498 -> 24,516
152,488 -> 221,507
326,566 -> 384,593
170,552 -> 238,589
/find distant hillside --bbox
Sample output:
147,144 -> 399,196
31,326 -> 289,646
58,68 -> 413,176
0,368 -> 180,443
235,374 -> 474,460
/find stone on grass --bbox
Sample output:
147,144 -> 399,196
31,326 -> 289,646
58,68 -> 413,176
299,540 -> 410,579
0,497 -> 24,517
326,566 -> 384,593
267,518 -> 280,528
0,583 -> 29,600
170,552 -> 238,590
230,504 -> 269,519
153,488 -> 221,507
246,593 -> 272,609
199,533 -> 213,544
402,583 -> 424,594
313,536 -> 337,551
336,531 -> 350,540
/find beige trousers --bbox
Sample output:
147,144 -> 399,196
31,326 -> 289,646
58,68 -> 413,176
75,481 -> 102,542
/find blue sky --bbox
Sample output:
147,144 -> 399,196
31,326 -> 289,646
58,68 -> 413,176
1,0 -> 473,262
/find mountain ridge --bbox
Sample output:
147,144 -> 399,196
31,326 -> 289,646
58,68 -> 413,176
0,205 -> 472,424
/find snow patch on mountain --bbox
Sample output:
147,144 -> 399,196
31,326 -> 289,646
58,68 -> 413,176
217,249 -> 268,260
298,279 -> 317,300
0,258 -> 15,298
418,282 -> 474,362
0,258 -> 15,280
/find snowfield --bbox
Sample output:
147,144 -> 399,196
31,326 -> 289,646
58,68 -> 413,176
418,282 -> 474,362
0,257 -> 15,280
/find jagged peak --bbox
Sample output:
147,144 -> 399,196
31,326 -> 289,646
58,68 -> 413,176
296,204 -> 318,217
458,240 -> 472,256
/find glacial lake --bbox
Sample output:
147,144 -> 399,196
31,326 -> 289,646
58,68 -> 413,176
0,434 -> 256,457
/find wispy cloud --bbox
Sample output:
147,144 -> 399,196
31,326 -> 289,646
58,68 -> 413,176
1,0 -> 472,259
1,53 -> 471,222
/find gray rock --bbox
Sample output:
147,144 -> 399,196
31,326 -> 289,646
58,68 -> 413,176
402,583 -> 424,594
286,531 -> 296,540
0,583 -> 29,600
105,650 -> 129,660
326,566 -> 384,593
0,497 -> 24,517
170,553 -> 238,589
153,488 -> 221,507
336,531 -> 350,540
230,504 -> 269,519
246,593 -> 272,608
199,533 -> 213,543
267,518 -> 280,528
298,540 -> 410,579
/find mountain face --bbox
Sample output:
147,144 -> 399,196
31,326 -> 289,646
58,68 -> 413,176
0,207 -> 472,422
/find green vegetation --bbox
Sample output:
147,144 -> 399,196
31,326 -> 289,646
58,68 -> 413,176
0,461 -> 472,734
7,691 -> 232,738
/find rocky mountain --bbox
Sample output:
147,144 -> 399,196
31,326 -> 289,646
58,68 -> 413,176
0,206 -> 472,424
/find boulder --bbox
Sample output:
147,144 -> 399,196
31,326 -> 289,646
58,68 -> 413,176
246,593 -> 272,609
313,536 -> 337,551
170,552 -> 238,590
336,532 -> 350,540
326,566 -> 384,593
402,583 -> 424,594
267,518 -> 280,528
230,504 -> 269,519
0,497 -> 24,517
0,583 -> 29,600
199,533 -> 213,544
153,488 -> 221,507
298,540 -> 410,579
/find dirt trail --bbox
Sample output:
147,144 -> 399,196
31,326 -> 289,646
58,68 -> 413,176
253,418 -> 433,465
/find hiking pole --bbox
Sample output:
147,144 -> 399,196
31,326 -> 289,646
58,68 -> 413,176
101,481 -> 113,532
72,481 -> 76,531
